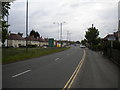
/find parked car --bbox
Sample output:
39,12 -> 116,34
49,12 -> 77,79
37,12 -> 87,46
80,45 -> 85,48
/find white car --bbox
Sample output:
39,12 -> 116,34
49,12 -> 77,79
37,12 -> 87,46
80,45 -> 85,48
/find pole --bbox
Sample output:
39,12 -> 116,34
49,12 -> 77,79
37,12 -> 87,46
60,23 -> 62,47
67,31 -> 69,41
7,15 -> 8,47
26,0 -> 28,52
53,22 -> 59,40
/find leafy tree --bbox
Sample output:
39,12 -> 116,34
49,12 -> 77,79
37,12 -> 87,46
85,24 -> 100,48
81,39 -> 87,45
1,2 -> 11,44
30,30 -> 40,38
76,41 -> 80,44
2,2 -> 11,19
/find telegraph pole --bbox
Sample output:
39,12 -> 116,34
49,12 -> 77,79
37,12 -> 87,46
7,15 -> 8,47
53,22 -> 59,40
26,0 -> 28,52
66,31 -> 69,41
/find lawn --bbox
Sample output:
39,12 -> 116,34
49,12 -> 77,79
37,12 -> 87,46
2,47 -> 70,64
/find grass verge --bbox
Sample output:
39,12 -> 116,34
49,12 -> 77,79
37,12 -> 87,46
2,47 -> 70,64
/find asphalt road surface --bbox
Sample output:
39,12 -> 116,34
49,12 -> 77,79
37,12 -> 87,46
3,46 -> 84,88
2,46 -> 118,88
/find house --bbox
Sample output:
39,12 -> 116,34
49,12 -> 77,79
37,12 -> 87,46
8,33 -> 26,47
26,35 -> 39,46
6,32 -> 50,48
104,34 -> 116,41
38,38 -> 47,47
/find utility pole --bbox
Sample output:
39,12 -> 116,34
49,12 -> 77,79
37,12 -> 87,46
26,0 -> 28,52
66,31 -> 69,41
60,22 -> 66,47
7,15 -> 8,47
69,33 -> 72,41
92,24 -> 94,28
53,22 -> 59,40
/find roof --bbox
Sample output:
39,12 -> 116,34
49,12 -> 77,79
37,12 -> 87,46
38,38 -> 46,42
25,36 -> 38,41
8,33 -> 25,40
104,34 -> 114,40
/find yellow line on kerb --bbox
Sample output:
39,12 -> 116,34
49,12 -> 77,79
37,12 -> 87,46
63,49 -> 86,90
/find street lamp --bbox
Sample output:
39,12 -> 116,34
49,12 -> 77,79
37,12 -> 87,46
69,33 -> 72,41
66,31 -> 69,41
26,0 -> 29,52
53,22 -> 66,47
60,22 -> 66,47
53,22 -> 59,40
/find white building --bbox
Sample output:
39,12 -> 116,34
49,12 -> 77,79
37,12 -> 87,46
8,33 -> 26,47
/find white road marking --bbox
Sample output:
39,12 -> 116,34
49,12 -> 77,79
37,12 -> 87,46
55,58 -> 60,61
12,70 -> 31,78
67,54 -> 69,56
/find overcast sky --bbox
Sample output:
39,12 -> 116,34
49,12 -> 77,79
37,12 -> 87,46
8,0 -> 119,41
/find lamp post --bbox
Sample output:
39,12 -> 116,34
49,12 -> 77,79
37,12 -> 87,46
69,33 -> 72,41
66,31 -> 69,41
53,22 -> 66,47
53,22 -> 59,40
60,22 -> 66,47
26,0 -> 28,52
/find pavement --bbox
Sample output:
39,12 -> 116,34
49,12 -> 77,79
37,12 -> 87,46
71,49 -> 119,88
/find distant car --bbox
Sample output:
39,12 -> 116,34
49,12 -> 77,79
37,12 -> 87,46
42,45 -> 49,48
80,45 -> 85,48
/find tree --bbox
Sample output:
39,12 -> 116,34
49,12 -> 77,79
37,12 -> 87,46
76,41 -> 80,44
2,2 -> 11,19
81,39 -> 87,46
85,24 -> 100,48
2,21 -> 9,44
30,30 -> 40,38
1,2 -> 11,44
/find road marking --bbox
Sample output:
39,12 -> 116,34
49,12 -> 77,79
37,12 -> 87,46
67,54 -> 69,56
63,49 -> 86,89
55,58 -> 60,61
12,70 -> 31,78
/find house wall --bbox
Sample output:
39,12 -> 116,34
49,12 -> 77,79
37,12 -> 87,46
28,41 -> 39,46
8,40 -> 48,47
39,42 -> 48,46
8,40 -> 26,47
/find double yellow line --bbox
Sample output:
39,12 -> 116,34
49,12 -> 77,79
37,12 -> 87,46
63,49 -> 86,90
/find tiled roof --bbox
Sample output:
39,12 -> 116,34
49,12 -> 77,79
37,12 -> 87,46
8,33 -> 25,40
104,34 -> 114,39
25,36 -> 38,41
38,38 -> 46,42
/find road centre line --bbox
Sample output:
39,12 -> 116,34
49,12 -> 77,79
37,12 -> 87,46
67,54 -> 69,56
12,70 -> 31,78
55,58 -> 60,61
63,49 -> 86,89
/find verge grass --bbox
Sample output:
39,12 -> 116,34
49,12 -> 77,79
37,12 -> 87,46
2,47 -> 70,64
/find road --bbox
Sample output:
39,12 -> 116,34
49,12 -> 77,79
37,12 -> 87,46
2,46 -> 118,88
3,46 -> 84,88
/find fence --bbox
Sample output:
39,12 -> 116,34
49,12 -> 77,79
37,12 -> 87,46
103,48 -> 120,65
